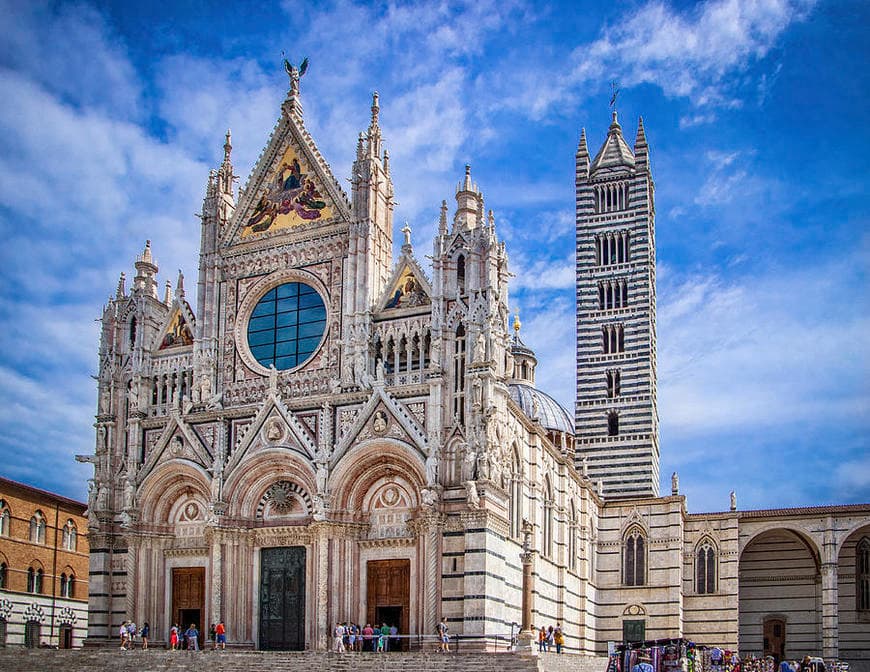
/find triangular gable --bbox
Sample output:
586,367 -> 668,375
223,112 -> 351,246
376,258 -> 432,312
136,413 -> 213,485
223,392 -> 318,474
332,386 -> 427,464
154,303 -> 195,351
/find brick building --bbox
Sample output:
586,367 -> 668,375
0,476 -> 89,647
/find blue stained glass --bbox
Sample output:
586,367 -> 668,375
247,282 -> 326,370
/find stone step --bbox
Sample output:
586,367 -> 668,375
0,649 -> 609,672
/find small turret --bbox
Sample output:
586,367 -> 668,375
454,164 -> 483,230
132,240 -> 159,298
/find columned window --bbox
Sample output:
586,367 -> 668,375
696,541 -> 717,594
29,512 -> 45,544
606,370 -> 621,398
27,566 -> 43,594
0,501 -> 9,536
602,324 -> 625,353
623,528 -> 646,586
62,520 -> 77,552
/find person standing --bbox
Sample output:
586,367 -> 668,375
127,621 -> 137,649
169,623 -> 179,650
215,621 -> 226,650
119,621 -> 128,650
185,623 -> 200,651
389,623 -> 399,652
362,623 -> 374,651
380,623 -> 390,652
436,617 -> 449,653
333,622 -> 346,653
140,622 -> 149,650
538,626 -> 546,652
554,624 -> 564,654
546,625 -> 554,652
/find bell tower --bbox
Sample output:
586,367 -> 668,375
575,112 -> 659,498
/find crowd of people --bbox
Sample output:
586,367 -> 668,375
536,623 -> 566,653
120,620 -> 225,651
331,621 -> 403,653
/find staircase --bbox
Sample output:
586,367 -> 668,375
0,649 -> 609,672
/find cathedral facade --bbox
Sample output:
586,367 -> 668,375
79,72 -> 869,668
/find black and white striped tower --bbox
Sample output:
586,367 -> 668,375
574,112 -> 659,498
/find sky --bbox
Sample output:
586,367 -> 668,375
0,0 -> 867,513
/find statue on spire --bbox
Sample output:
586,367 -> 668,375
282,55 -> 309,105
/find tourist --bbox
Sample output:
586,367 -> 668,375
546,625 -> 554,652
389,623 -> 399,651
375,627 -> 385,653
362,623 -> 374,651
554,624 -> 564,654
215,621 -> 226,650
127,620 -> 137,649
333,621 -> 346,653
380,622 -> 390,652
185,623 -> 200,651
347,622 -> 356,651
169,623 -> 179,650
119,621 -> 128,650
538,625 -> 546,652
437,616 -> 449,653
140,622 -> 149,650
209,623 -> 216,650
633,653 -> 655,672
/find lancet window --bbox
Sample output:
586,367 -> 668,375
593,181 -> 630,213
598,280 -> 628,310
623,528 -> 646,586
452,325 -> 466,424
595,231 -> 631,266
858,537 -> 870,612
602,324 -> 625,354
606,370 -> 621,398
696,540 -> 717,594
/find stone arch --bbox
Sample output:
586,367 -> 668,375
739,527 -> 822,658
330,438 -> 425,515
138,462 -> 211,525
837,520 -> 870,558
223,449 -> 316,520
836,522 -> 870,661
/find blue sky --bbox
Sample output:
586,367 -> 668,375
0,0 -> 866,512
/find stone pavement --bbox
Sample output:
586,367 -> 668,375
0,649 -> 609,672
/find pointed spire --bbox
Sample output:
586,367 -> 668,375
634,116 -> 647,148
383,149 -> 390,175
356,132 -> 365,161
176,270 -> 185,300
141,240 -> 153,265
116,272 -> 126,300
634,116 -> 649,168
370,91 -> 380,127
462,164 -> 473,192
577,128 -> 589,157
133,240 -> 158,298
488,209 -> 495,230
610,109 -> 621,132
439,200 -> 448,235
223,129 -> 232,164
164,280 -> 172,306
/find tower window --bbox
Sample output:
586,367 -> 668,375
696,542 -> 717,594
29,511 -> 46,544
606,370 -> 621,398
594,182 -> 630,214
607,412 -> 619,436
602,324 -> 625,354
597,280 -> 628,310
623,529 -> 646,586
595,231 -> 631,267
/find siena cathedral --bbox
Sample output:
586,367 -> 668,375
78,68 -> 870,667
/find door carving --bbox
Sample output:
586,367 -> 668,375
259,546 -> 306,650
367,559 -> 410,647
171,567 -> 205,631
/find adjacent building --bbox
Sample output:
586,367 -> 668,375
0,476 -> 89,647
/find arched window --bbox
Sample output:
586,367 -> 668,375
60,572 -> 75,599
0,501 -> 9,536
857,537 -> 870,612
29,511 -> 45,544
543,479 -> 554,558
623,528 -> 646,586
129,317 -> 137,348
456,254 -> 466,294
568,501 -> 578,572
608,412 -> 619,436
27,566 -> 43,594
696,541 -> 717,594
509,447 -> 523,539
62,520 -> 77,552
0,562 -> 6,589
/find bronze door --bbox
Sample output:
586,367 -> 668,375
763,618 -> 786,663
171,567 -> 205,631
259,546 -> 306,650
367,559 -> 410,647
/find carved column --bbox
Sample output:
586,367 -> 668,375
411,511 -> 445,636
209,529 -> 223,623
516,520 -> 536,654
124,536 -> 139,622
311,523 -> 330,651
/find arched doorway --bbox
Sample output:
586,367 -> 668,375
739,529 -> 821,659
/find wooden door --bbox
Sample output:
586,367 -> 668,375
259,546 -> 306,650
763,618 -> 786,663
171,567 -> 205,631
367,559 -> 410,642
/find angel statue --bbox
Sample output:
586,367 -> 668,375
283,55 -> 309,87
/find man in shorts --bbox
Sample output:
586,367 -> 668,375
437,616 -> 449,653
215,621 -> 226,649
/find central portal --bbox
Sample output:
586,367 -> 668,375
259,546 -> 306,650
367,559 -> 410,650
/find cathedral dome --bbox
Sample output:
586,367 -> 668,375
508,382 -> 574,435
